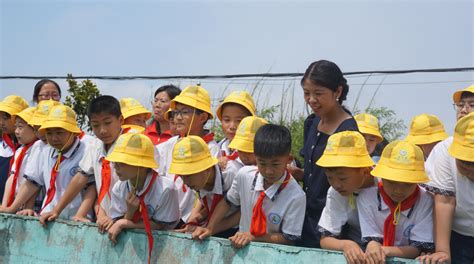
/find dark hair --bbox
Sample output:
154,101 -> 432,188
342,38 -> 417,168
33,79 -> 62,103
461,91 -> 474,100
87,95 -> 121,118
254,124 -> 291,158
154,84 -> 181,100
301,60 -> 349,104
221,103 -> 252,117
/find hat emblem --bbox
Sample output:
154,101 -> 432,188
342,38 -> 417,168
52,108 -> 63,118
178,146 -> 186,158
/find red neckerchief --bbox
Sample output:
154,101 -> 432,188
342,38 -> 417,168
97,158 -> 111,207
202,193 -> 223,226
223,150 -> 239,161
41,152 -> 66,212
3,133 -> 19,171
250,170 -> 292,237
78,131 -> 86,139
132,171 -> 158,264
7,141 -> 36,206
378,181 -> 420,246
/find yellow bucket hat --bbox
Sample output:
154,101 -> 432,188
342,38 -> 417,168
371,140 -> 428,183
39,105 -> 81,134
228,116 -> 268,153
216,91 -> 256,121
12,107 -> 37,126
453,84 -> 474,103
122,124 -> 145,133
29,100 -> 61,127
169,136 -> 218,175
0,95 -> 29,116
406,114 -> 448,145
316,131 -> 375,168
119,98 -> 152,120
106,133 -> 157,168
354,113 -> 383,143
170,85 -> 213,118
448,112 -> 474,162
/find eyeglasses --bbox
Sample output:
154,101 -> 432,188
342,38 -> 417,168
39,93 -> 60,100
152,98 -> 169,105
453,101 -> 474,111
172,108 -> 203,118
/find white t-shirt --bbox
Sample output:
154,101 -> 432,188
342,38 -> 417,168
9,143 -> 36,195
0,135 -> 15,158
357,186 -> 434,251
109,171 -> 180,230
225,166 -> 306,240
424,137 -> 474,237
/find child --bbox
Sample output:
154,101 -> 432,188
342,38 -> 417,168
120,97 -> 152,133
163,108 -> 178,137
215,91 -> 256,167
171,136 -> 240,237
227,116 -> 268,167
0,105 -> 88,220
39,95 -> 124,231
157,85 -> 219,223
107,133 -> 179,263
316,131 -> 375,264
2,107 -> 38,208
406,114 -> 449,160
0,95 -> 29,201
192,124 -> 306,248
354,113 -> 384,162
357,140 -> 433,262
419,112 -> 474,264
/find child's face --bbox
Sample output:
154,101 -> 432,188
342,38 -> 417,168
168,116 -> 178,136
14,118 -> 37,145
90,113 -> 123,145
381,179 -> 418,203
237,150 -> 257,166
45,128 -> 74,150
302,79 -> 341,116
0,111 -> 15,134
417,142 -> 439,160
221,104 -> 249,141
256,154 -> 292,184
179,167 -> 212,191
325,167 -> 369,196
363,134 -> 379,155
124,113 -> 148,129
174,103 -> 207,135
456,94 -> 474,120
455,159 -> 474,181
34,125 -> 47,143
114,162 -> 140,181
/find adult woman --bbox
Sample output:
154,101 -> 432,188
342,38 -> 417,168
145,84 -> 181,145
32,79 -> 62,103
298,60 -> 358,248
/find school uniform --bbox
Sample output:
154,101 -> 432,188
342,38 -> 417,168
8,142 -> 36,200
110,171 -> 180,230
218,138 -> 244,167
26,140 -> 48,212
24,137 -> 86,219
356,185 -> 434,251
0,134 -> 17,201
225,166 -> 306,241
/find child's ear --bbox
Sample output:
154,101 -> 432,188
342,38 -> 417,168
198,112 -> 209,125
287,154 -> 294,165
119,115 -> 124,125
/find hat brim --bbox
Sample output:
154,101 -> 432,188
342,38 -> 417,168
371,163 -> 429,183
448,141 -> 474,162
39,120 -> 81,134
171,97 -> 214,119
216,102 -> 255,121
169,156 -> 218,175
0,105 -> 20,116
358,127 -> 383,143
316,154 -> 375,168
123,108 -> 152,120
228,137 -> 254,153
453,88 -> 474,103
29,116 -> 47,127
122,124 -> 145,133
106,151 -> 158,169
406,132 -> 448,145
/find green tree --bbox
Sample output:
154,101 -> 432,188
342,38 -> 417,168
361,106 -> 406,142
64,74 -> 101,131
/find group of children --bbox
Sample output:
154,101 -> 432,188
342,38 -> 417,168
0,83 -> 472,263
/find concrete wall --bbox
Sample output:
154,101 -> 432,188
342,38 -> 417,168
0,214 -> 417,263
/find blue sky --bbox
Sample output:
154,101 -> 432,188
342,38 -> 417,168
1,0 -> 473,135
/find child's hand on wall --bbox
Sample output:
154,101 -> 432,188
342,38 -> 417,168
229,232 -> 254,248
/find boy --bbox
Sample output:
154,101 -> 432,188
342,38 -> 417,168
192,124 -> 306,248
316,131 -> 375,264
39,95 -> 124,230
0,105 -> 87,220
354,113 -> 384,162
406,114 -> 448,159
357,140 -> 433,262
2,107 -> 38,208
0,95 -> 29,200
170,136 -> 240,237
107,133 -> 179,263
120,97 -> 151,133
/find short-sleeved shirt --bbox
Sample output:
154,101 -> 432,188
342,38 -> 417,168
9,143 -> 36,195
424,137 -> 474,237
109,171 -> 180,230
24,138 -> 86,220
357,186 -> 434,251
225,166 -> 306,239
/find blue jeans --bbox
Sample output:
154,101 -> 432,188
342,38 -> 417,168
451,231 -> 474,264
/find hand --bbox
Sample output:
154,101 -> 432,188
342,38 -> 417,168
97,215 -> 114,233
39,210 -> 60,227
342,240 -> 366,264
191,226 -> 213,241
416,251 -> 450,264
108,219 -> 124,246
218,157 -> 228,171
16,209 -> 38,217
126,192 -> 140,215
365,240 -> 386,264
0,205 -> 16,214
229,232 -> 255,249
72,215 -> 92,223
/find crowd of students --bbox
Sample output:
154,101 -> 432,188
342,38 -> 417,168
0,59 -> 473,264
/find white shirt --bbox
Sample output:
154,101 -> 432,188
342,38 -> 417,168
9,143 -> 36,195
24,138 -> 86,220
425,137 -> 474,237
109,171 -> 180,230
0,135 -> 15,158
226,166 -> 306,237
357,186 -> 434,250
218,138 -> 231,156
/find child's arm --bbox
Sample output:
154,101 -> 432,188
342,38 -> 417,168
16,188 -> 40,216
1,175 -> 14,207
108,218 -> 164,245
0,180 -> 40,213
191,199 -> 231,240
96,205 -> 114,233
320,237 -> 365,264
175,201 -> 205,233
229,232 -> 292,249
381,245 -> 420,259
72,184 -> 97,223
